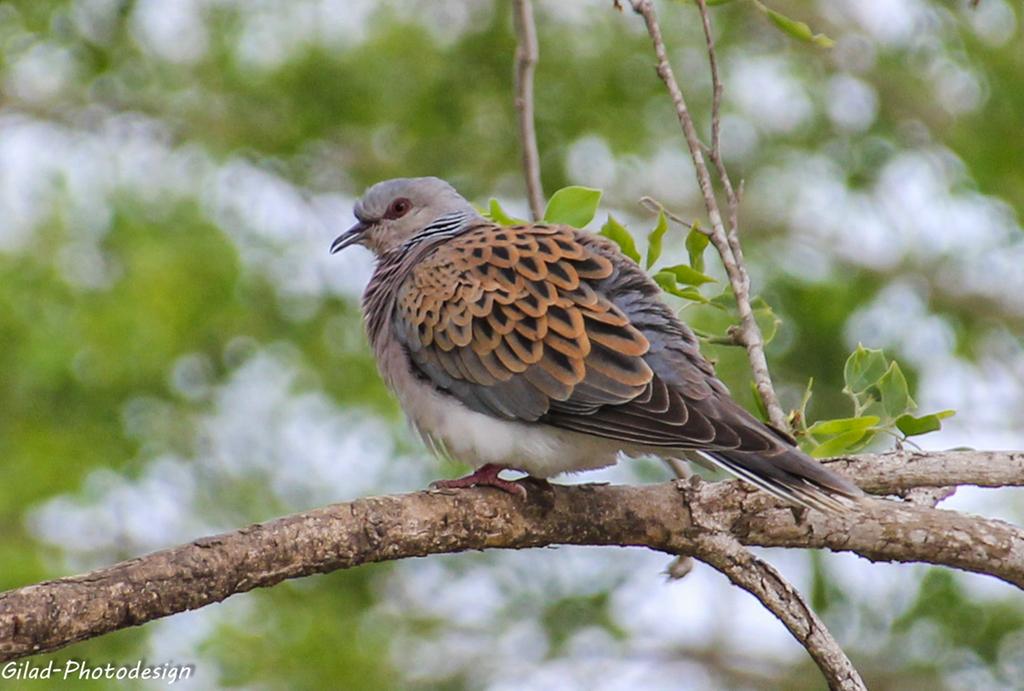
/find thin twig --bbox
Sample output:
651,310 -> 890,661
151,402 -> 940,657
664,455 -> 697,580
696,0 -> 740,241
628,0 -> 787,431
640,195 -> 703,233
664,456 -> 693,478
690,533 -> 867,690
512,0 -> 545,220
695,0 -> 749,308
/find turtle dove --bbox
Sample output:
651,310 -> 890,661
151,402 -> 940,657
331,177 -> 862,512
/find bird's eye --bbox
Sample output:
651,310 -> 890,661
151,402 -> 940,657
385,197 -> 412,220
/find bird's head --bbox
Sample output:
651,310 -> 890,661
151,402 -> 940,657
330,177 -> 477,256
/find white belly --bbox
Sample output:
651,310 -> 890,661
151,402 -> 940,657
380,340 -> 626,478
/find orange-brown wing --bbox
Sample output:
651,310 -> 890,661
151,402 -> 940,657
393,223 -> 653,420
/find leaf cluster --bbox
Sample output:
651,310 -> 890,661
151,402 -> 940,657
794,345 -> 955,457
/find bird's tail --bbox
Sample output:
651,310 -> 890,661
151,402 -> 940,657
697,447 -> 864,514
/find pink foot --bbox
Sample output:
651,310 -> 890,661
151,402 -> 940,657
431,464 -> 528,499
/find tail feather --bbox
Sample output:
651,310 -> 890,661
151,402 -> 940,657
698,448 -> 864,514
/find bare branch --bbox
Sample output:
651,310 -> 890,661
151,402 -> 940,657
731,490 -> 1024,588
2,450 -> 1022,667
825,449 -> 1024,492
696,0 -> 738,233
627,0 -> 787,430
691,533 -> 866,690
695,0 -> 747,303
639,195 -> 701,232
664,456 -> 696,580
512,0 -> 545,220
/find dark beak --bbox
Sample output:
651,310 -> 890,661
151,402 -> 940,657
330,220 -> 369,254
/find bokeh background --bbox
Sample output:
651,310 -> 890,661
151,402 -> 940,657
2,0 -> 1023,688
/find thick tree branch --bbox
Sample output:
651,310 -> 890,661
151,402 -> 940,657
627,0 -> 787,431
512,0 -> 545,220
2,450 -> 1022,668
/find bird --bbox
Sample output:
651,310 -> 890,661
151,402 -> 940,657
330,176 -> 863,512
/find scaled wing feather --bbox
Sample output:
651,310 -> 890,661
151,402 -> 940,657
394,223 -> 652,421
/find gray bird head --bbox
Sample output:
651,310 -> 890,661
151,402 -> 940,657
330,177 -> 477,256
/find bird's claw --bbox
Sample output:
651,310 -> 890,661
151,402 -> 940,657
430,464 -> 529,499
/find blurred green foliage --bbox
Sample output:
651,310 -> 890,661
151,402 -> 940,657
0,0 -> 1021,688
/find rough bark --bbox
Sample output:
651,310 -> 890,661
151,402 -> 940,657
2,449 -> 1021,665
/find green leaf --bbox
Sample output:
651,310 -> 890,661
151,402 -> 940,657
653,271 -> 709,303
750,296 -> 781,344
896,410 -> 955,437
877,361 -> 916,419
685,226 -> 709,272
807,416 -> 880,437
672,287 -> 710,303
809,429 -> 869,458
486,198 -> 526,225
543,186 -> 602,227
895,414 -> 939,437
660,263 -> 716,286
645,211 -> 669,269
599,215 -> 641,263
792,378 -> 815,447
842,344 -> 890,395
652,270 -> 675,293
750,381 -> 769,421
707,289 -> 734,312
754,2 -> 835,48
